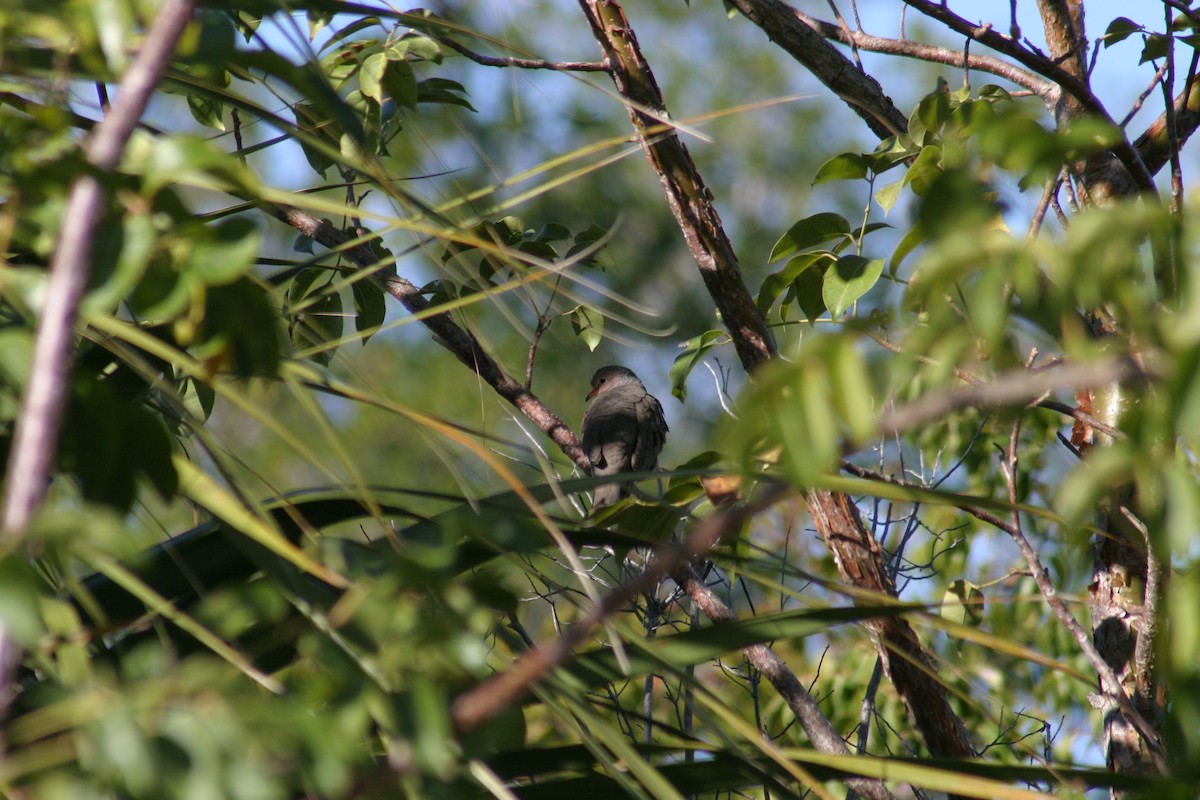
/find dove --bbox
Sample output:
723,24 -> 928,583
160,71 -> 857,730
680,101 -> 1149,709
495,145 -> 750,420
581,365 -> 668,509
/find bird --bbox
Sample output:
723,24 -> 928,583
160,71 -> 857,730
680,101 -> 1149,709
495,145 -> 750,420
581,365 -> 668,509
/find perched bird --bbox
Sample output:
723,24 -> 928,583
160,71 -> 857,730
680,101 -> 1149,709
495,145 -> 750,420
581,365 -> 668,509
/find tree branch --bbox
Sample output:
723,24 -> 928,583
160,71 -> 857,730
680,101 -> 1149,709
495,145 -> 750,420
843,461 -> 1167,772
0,0 -> 197,538
274,207 -> 589,470
1135,68 -> 1200,177
678,568 -> 896,800
879,356 -> 1159,440
578,0 -> 975,765
576,0 -> 777,370
728,0 -> 909,139
438,35 -> 607,72
451,483 -> 791,733
807,489 -> 976,759
791,9 -> 1055,100
899,0 -> 1156,194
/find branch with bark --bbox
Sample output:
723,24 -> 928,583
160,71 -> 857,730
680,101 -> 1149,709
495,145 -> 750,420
274,207 -> 589,471
578,0 -> 976,768
789,7 -> 1055,100
727,0 -> 909,139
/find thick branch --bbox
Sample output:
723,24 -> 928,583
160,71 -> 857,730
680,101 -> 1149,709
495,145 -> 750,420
728,0 -> 909,139
576,0 -> 777,369
578,0 -> 975,765
807,490 -> 976,759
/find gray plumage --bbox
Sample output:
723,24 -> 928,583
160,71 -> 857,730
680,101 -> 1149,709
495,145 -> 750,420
581,365 -> 668,509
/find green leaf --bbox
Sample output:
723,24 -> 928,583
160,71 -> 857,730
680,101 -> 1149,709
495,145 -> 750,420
813,152 -> 869,184
417,77 -> 476,111
874,179 -> 903,212
570,306 -> 604,352
768,212 -> 850,262
297,289 -> 342,365
942,579 -> 985,626
793,264 -> 827,323
670,329 -> 727,402
1140,34 -> 1170,64
188,217 -> 261,286
902,144 -> 942,196
1103,17 -> 1144,48
318,16 -> 383,54
352,280 -> 386,343
757,252 -> 834,315
359,51 -> 387,104
186,92 -> 224,130
822,255 -> 883,318
890,223 -> 927,275
381,58 -> 418,109
916,78 -> 951,133
829,336 -> 876,443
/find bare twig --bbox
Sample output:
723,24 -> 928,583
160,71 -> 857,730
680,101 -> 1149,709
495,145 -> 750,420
792,8 -> 1055,99
1121,64 -> 1170,128
1134,59 -> 1200,177
825,1 -> 863,71
679,567 -> 896,800
994,421 -> 1168,772
844,452 -> 1168,771
1121,505 -> 1164,716
525,314 -> 553,390
900,0 -> 1156,193
1027,175 -> 1060,238
438,36 -> 607,72
451,482 -> 791,733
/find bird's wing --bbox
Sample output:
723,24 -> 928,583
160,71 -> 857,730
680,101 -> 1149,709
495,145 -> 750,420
630,393 -> 668,471
582,400 -> 638,475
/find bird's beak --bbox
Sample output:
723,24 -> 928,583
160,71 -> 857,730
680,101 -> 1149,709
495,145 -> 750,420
585,387 -> 598,401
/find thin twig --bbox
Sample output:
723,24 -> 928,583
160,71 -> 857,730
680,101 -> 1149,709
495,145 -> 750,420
1027,175 -> 1060,238
438,36 -> 607,72
826,1 -> 863,71
450,482 -> 791,733
679,567 -> 896,800
1121,64 -> 1170,128
846,450 -> 1168,771
900,0 -> 1156,192
793,8 -> 1054,99
1121,505 -> 1163,715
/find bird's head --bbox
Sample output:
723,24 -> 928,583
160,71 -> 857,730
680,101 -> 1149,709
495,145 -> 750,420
586,365 -> 642,400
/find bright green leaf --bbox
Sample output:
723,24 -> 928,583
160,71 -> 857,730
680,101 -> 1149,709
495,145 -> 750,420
769,212 -> 850,262
822,255 -> 884,317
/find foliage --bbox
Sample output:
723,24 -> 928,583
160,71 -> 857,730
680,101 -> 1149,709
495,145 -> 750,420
0,1 -> 1198,799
